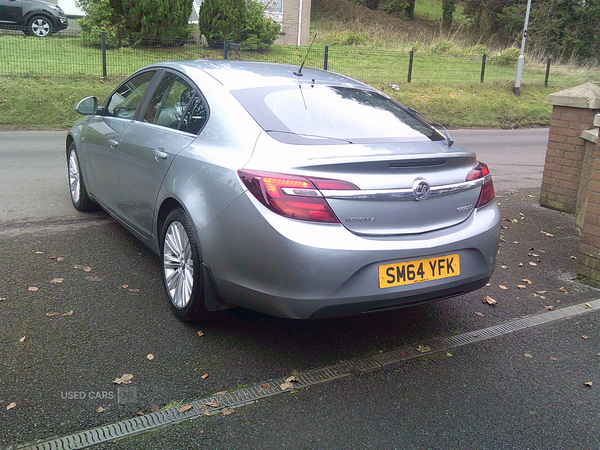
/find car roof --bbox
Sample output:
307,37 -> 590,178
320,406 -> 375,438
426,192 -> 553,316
148,60 -> 373,91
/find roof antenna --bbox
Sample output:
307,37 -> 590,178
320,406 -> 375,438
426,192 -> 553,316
294,34 -> 317,77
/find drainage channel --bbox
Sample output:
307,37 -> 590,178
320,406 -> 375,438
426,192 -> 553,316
16,299 -> 600,450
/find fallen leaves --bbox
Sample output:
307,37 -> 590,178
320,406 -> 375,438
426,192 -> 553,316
205,401 -> 220,408
584,382 -> 593,388
18,336 -> 26,343
113,374 -> 134,385
85,276 -> 103,282
49,278 -> 64,284
280,376 -> 300,390
222,408 -> 235,415
201,373 -> 209,380
6,402 -> 16,410
179,404 -> 193,413
416,344 -> 431,353
197,331 -> 204,337
96,406 -> 105,413
28,287 -> 38,292
540,230 -> 554,237
46,309 -> 74,317
146,354 -> 154,361
483,296 -> 497,306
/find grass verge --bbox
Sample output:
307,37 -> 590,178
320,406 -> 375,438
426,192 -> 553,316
0,75 -> 558,130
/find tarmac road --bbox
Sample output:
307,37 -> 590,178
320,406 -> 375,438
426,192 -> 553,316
1,129 -> 599,449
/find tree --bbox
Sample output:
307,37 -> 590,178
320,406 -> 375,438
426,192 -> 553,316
405,0 -> 415,20
463,0 -> 600,62
77,0 -> 192,47
242,1 -> 281,49
442,0 -> 458,30
198,0 -> 246,43
198,0 -> 280,49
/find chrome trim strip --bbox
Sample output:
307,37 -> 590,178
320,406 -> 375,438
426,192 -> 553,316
323,177 -> 485,201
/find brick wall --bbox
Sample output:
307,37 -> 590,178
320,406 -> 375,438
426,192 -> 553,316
540,106 -> 597,213
578,136 -> 600,284
540,83 -> 600,286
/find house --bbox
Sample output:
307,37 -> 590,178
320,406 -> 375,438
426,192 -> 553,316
51,0 -> 311,46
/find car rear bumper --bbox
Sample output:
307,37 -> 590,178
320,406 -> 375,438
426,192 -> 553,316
199,194 -> 501,319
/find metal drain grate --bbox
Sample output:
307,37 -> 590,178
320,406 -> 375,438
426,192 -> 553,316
17,299 -> 600,449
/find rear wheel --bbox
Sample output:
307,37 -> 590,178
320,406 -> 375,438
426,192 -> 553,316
26,16 -> 53,37
161,208 -> 208,322
67,143 -> 96,212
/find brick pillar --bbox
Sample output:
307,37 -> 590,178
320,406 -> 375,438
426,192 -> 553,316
540,83 -> 600,214
578,136 -> 600,285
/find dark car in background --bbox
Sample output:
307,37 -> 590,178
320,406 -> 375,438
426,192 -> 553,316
0,0 -> 68,37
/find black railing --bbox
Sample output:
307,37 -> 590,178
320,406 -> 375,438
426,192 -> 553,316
0,28 -> 580,88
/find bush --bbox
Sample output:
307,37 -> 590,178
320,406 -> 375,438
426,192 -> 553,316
492,47 -> 521,66
198,0 -> 245,45
78,0 -> 123,48
77,0 -> 192,48
430,39 -> 457,54
199,0 -> 280,49
242,1 -> 281,49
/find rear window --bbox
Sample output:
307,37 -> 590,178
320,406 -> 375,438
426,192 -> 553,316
232,85 -> 444,144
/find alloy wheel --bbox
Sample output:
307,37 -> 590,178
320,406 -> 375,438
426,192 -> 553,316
68,150 -> 81,205
163,221 -> 194,309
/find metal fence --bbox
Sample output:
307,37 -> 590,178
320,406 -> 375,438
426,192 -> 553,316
0,28 -> 591,87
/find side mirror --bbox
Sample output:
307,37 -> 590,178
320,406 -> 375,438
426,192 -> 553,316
75,96 -> 99,115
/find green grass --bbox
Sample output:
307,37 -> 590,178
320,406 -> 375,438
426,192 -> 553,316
1,0 -> 599,130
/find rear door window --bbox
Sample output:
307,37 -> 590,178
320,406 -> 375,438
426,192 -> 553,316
106,70 -> 156,119
143,72 -> 208,134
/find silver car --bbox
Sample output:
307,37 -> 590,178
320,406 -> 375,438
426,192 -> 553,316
67,60 -> 500,321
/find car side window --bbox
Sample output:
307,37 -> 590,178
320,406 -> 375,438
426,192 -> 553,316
106,71 -> 156,119
144,72 -> 208,134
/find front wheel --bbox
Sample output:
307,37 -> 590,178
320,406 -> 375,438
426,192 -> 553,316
26,16 -> 53,37
67,143 -> 96,212
161,208 -> 208,322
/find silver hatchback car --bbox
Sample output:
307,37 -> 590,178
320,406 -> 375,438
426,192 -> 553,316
67,60 -> 500,321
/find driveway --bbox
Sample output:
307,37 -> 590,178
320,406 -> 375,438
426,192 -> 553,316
2,128 -> 599,450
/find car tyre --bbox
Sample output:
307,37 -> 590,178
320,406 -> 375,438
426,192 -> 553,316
26,16 -> 52,37
67,143 -> 96,212
161,208 -> 208,322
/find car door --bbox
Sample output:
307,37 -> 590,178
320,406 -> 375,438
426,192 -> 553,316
116,70 -> 208,238
0,0 -> 23,25
82,69 -> 158,215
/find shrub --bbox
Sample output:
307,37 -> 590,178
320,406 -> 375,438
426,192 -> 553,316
430,39 -> 457,54
78,0 -> 123,48
242,1 -> 281,49
492,47 -> 521,66
343,32 -> 368,46
198,0 -> 246,45
77,0 -> 192,48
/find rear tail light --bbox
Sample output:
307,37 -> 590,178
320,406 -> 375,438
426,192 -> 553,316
466,162 -> 495,208
238,170 -> 358,223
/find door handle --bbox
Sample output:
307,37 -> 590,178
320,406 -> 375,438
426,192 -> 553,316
108,139 -> 119,149
153,148 -> 168,161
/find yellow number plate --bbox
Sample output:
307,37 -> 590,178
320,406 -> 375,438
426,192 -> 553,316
379,254 -> 460,288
